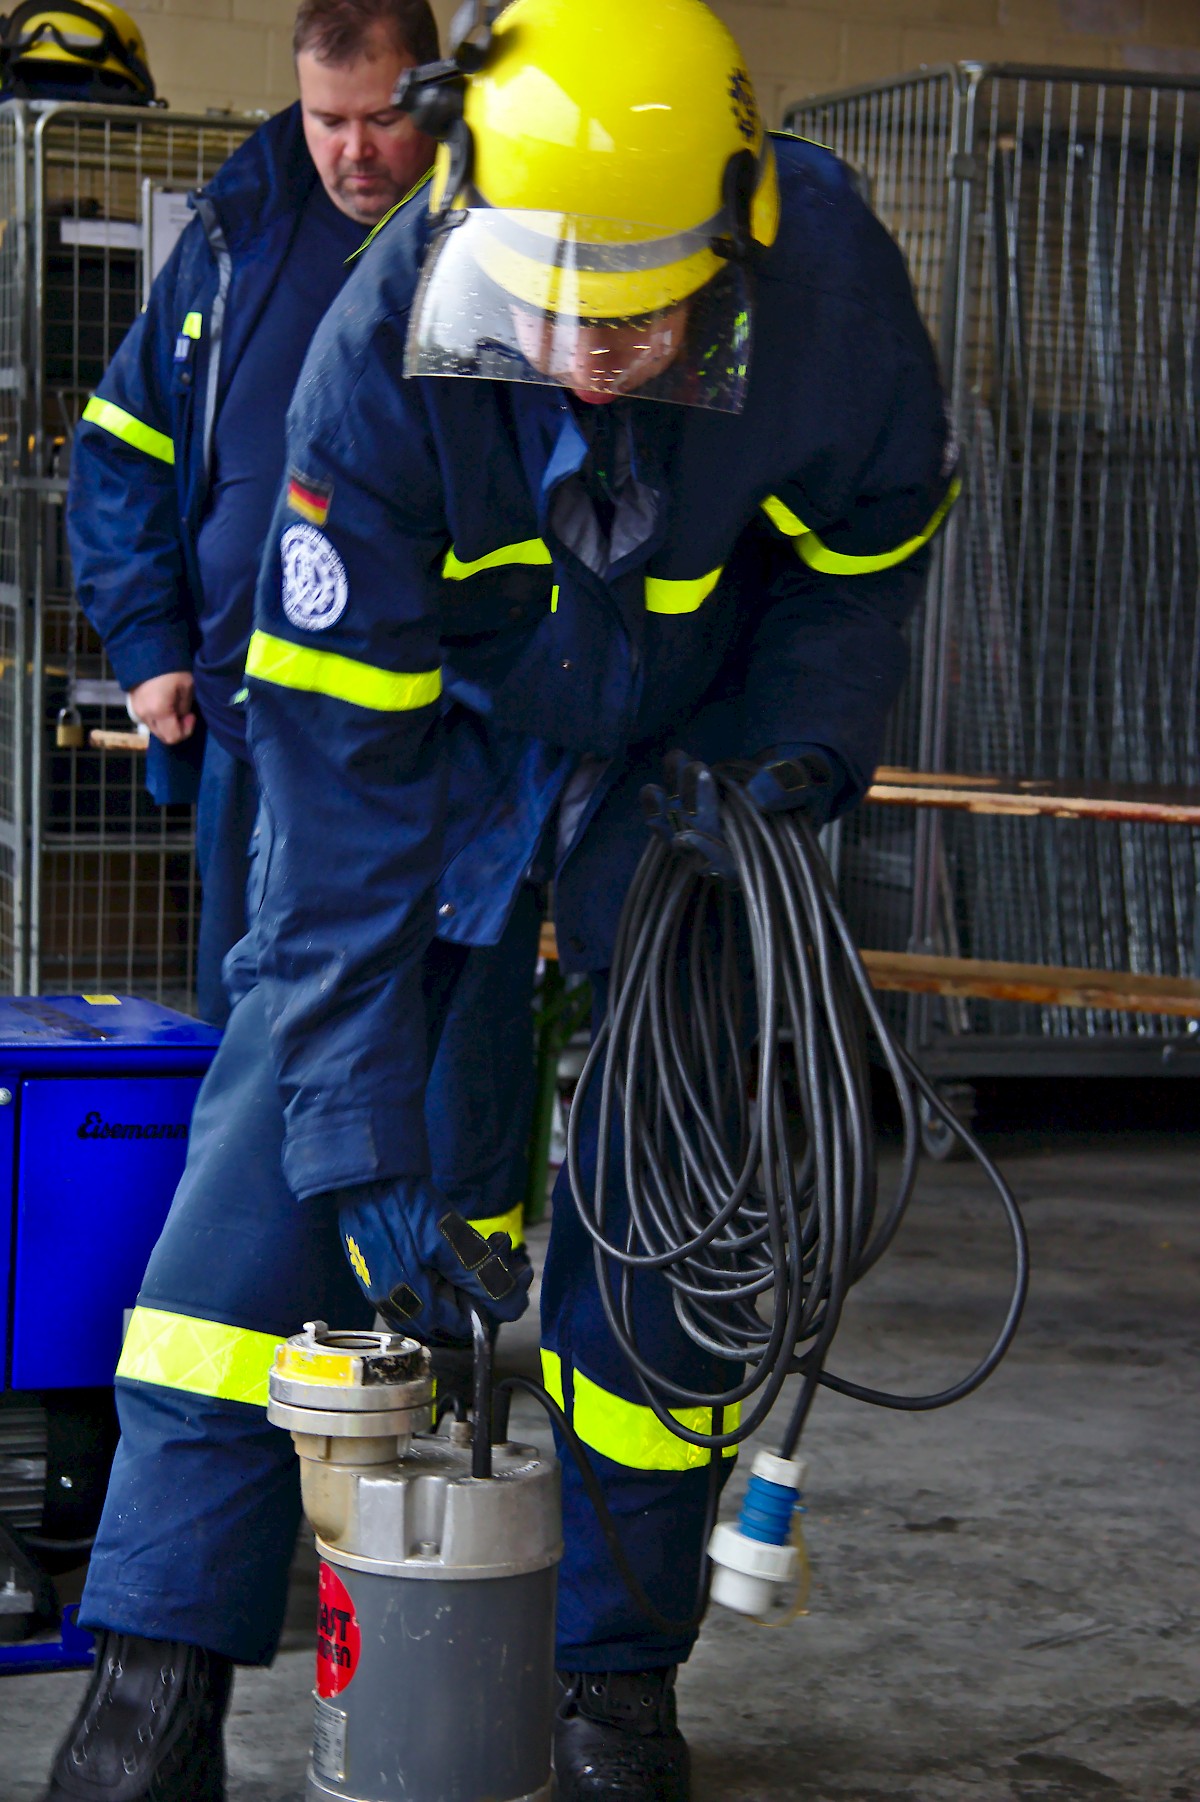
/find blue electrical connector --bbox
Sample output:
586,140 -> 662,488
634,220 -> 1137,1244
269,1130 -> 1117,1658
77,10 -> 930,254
708,1452 -> 807,1618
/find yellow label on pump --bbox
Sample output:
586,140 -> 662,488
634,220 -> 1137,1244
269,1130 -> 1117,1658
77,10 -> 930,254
81,994 -> 121,1005
274,1343 -> 361,1386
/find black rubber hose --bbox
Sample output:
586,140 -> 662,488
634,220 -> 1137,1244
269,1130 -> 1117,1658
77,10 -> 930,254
563,775 -> 1030,1465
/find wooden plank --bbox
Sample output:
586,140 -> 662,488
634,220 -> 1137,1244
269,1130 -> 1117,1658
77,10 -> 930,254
89,729 -> 147,751
868,767 -> 1200,827
540,925 -> 1200,1016
862,950 -> 1200,1017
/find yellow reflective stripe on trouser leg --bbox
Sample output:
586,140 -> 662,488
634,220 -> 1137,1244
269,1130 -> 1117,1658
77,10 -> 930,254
540,1349 -> 738,1470
116,1306 -> 283,1408
467,1202 -> 526,1247
443,539 -> 553,579
245,630 -> 442,712
644,567 -> 724,615
82,396 -> 175,465
796,476 -> 963,576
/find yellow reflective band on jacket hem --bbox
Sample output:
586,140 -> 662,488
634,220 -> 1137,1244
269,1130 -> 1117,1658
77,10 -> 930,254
540,1349 -> 738,1470
798,476 -> 962,577
82,397 -> 174,466
443,538 -> 553,580
468,1203 -> 525,1248
644,568 -> 723,615
245,630 -> 441,713
116,1306 -> 282,1409
182,311 -> 202,340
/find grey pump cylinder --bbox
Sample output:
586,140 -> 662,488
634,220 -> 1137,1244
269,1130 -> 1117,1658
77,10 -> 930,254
268,1322 -> 562,1802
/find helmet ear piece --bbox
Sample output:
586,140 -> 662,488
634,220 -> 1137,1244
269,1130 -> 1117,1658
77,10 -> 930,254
713,149 -> 758,263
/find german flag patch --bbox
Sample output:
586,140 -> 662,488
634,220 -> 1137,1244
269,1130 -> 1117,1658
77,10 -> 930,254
287,469 -> 332,526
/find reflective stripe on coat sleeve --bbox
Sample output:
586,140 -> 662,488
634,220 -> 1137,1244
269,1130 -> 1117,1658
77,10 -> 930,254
82,396 -> 175,466
443,538 -> 553,579
245,629 -> 441,712
116,1305 -> 282,1408
644,567 -> 724,615
540,1349 -> 738,1470
761,476 -> 961,575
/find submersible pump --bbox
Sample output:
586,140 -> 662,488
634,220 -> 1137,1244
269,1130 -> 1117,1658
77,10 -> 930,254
268,1316 -> 561,1802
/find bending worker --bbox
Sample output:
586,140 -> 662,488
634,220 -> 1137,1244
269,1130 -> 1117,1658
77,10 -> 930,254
66,0 -> 437,1026
44,2 -> 958,1799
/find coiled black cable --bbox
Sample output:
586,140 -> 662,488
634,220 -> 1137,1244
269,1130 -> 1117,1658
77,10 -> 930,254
565,774 -> 1030,1466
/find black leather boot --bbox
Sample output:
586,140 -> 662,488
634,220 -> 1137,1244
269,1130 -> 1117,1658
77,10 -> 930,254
43,1632 -> 233,1802
555,1667 -> 690,1801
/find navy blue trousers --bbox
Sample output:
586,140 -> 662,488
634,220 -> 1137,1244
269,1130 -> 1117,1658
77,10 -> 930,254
193,735 -> 259,1029
82,932 -> 731,1672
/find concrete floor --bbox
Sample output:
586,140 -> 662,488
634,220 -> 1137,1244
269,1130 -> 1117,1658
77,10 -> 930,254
4,1121 -> 1199,1801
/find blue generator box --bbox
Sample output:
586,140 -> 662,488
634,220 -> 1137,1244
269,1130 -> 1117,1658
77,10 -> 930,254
0,995 -> 219,1394
0,996 -> 219,1668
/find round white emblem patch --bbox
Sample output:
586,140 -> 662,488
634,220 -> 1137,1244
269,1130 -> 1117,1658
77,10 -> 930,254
280,523 -> 348,632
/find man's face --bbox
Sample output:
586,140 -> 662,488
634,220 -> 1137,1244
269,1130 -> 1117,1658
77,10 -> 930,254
297,25 -> 433,226
511,303 -> 691,405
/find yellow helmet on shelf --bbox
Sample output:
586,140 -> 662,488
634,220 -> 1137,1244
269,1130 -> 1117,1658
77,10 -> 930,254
401,0 -> 777,412
0,0 -> 156,104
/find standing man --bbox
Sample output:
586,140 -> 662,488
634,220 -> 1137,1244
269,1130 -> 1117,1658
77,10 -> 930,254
67,0 -> 438,1026
44,1 -> 958,1798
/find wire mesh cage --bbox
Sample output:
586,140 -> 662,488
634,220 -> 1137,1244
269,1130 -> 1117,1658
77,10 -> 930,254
788,65 -> 1200,1068
0,101 -> 255,1003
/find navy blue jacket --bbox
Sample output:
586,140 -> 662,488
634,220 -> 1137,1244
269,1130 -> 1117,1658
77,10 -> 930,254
247,135 -> 957,1201
66,105 -> 323,802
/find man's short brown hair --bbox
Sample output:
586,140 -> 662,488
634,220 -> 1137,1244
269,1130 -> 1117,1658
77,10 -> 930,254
293,0 -> 438,68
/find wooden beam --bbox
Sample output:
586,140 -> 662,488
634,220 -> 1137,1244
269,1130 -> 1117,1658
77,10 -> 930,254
539,925 -> 1200,1017
868,767 -> 1200,827
861,950 -> 1200,1017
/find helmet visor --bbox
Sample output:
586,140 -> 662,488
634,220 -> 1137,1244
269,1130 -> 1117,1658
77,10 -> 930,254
405,207 -> 753,413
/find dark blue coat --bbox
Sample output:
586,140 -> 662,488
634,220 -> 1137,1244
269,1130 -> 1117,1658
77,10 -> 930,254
66,104 -> 325,802
246,134 -> 957,1201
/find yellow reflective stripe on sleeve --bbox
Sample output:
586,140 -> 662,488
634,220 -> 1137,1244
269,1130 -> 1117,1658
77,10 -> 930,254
540,1350 -> 738,1469
82,396 -> 174,466
761,493 -> 808,537
796,475 -> 962,577
467,1203 -> 525,1248
541,1347 -> 565,1409
644,567 -> 723,616
443,538 -> 553,580
116,1306 -> 282,1409
245,630 -> 441,713
182,311 -> 202,340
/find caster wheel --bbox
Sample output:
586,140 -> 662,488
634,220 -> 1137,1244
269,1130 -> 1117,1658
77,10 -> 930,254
919,1082 -> 976,1162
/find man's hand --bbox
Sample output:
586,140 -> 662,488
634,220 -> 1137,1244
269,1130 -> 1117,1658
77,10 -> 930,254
127,671 -> 196,745
335,1177 -> 533,1340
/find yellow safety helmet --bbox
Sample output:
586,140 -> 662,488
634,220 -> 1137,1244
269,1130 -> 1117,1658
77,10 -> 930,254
0,0 -> 156,104
399,0 -> 778,412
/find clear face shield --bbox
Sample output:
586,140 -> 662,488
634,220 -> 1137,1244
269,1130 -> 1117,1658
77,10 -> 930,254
404,207 -> 753,413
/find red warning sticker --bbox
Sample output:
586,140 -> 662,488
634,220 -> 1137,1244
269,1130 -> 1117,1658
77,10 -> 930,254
316,1562 -> 361,1698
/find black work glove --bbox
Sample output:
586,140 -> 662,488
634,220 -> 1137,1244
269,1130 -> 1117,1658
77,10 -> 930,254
641,746 -> 840,881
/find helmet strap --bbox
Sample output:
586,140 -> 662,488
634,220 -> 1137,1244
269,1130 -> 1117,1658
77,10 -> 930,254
712,149 -> 758,264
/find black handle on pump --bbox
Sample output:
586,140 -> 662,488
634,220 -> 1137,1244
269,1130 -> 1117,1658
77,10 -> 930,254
470,1306 -> 494,1480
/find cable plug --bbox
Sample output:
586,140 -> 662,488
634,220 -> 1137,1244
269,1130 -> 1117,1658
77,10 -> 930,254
708,1451 -> 807,1619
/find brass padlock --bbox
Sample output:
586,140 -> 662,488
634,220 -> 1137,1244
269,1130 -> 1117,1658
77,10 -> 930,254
56,705 -> 84,749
